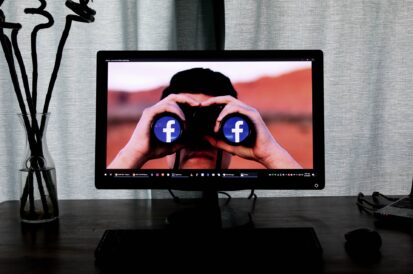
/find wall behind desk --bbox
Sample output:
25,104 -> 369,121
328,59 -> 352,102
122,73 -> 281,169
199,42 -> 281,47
1,0 -> 412,201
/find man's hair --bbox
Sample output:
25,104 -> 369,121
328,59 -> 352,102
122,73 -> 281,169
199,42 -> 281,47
161,68 -> 238,99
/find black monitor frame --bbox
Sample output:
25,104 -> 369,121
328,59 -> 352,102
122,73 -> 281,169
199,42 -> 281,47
95,50 -> 324,191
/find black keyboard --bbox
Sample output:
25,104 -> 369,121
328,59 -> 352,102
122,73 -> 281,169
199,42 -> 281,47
95,227 -> 323,271
392,197 -> 413,209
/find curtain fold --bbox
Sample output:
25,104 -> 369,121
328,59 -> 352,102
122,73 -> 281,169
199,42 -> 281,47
224,0 -> 413,197
1,0 -> 412,202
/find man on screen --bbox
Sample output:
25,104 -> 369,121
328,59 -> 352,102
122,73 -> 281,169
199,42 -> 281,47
108,68 -> 302,169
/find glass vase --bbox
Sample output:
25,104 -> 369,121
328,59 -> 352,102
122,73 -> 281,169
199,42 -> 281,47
18,113 -> 59,223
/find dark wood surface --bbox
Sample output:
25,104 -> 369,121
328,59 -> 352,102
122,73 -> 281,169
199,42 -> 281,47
0,197 -> 412,273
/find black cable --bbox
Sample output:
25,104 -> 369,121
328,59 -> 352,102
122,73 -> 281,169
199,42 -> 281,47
248,189 -> 256,200
167,189 -> 200,205
356,201 -> 375,215
168,189 -> 181,203
372,191 -> 399,203
247,189 -> 258,214
357,193 -> 382,209
218,191 -> 231,205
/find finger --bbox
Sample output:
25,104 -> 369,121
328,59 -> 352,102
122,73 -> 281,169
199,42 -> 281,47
214,104 -> 246,132
216,104 -> 260,133
151,103 -> 186,121
214,104 -> 236,132
214,120 -> 221,133
200,95 -> 236,107
166,93 -> 201,107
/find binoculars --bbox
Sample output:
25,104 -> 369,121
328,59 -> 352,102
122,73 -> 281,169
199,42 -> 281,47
151,104 -> 256,147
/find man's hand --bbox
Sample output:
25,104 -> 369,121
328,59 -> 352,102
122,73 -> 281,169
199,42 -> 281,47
201,96 -> 302,169
108,94 -> 200,169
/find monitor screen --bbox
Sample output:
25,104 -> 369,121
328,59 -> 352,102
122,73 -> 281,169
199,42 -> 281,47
95,50 -> 324,190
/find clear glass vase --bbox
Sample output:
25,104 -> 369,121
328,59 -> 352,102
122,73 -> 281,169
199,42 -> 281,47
18,113 -> 59,223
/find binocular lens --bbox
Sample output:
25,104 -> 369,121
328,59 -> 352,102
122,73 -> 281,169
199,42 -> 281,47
152,115 -> 183,144
221,115 -> 253,145
151,108 -> 255,147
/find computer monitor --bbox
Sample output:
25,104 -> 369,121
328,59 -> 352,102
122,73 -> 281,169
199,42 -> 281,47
95,50 -> 324,227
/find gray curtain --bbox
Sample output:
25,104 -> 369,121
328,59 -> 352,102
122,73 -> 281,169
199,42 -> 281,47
224,0 -> 413,197
1,0 -> 412,202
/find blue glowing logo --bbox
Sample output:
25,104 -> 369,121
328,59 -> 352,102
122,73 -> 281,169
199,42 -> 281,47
153,116 -> 181,143
222,116 -> 250,144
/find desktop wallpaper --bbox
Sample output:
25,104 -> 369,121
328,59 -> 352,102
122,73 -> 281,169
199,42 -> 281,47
106,61 -> 313,169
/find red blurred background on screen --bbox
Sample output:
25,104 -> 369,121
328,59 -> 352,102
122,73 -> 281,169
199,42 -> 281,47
107,63 -> 312,169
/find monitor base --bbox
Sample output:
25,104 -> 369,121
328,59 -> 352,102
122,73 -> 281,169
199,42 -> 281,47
165,190 -> 253,229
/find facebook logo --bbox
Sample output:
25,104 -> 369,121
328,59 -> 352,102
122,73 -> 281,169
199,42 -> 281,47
222,116 -> 250,144
153,116 -> 182,143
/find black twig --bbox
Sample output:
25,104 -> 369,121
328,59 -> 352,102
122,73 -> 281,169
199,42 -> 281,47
27,170 -> 35,216
24,0 -> 54,112
1,10 -> 39,159
0,13 -> 27,117
41,0 -> 96,135
3,10 -> 52,217
0,13 -> 39,166
43,169 -> 59,216
11,29 -> 34,113
35,169 -> 50,217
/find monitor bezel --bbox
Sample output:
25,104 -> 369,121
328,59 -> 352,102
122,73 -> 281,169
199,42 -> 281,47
95,50 -> 324,190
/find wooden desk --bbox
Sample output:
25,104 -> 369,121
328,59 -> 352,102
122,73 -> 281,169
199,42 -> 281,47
0,197 -> 412,273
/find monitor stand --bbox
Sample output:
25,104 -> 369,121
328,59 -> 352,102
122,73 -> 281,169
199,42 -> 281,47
165,190 -> 253,229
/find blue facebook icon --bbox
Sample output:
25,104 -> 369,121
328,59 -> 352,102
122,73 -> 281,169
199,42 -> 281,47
153,116 -> 182,143
222,116 -> 250,144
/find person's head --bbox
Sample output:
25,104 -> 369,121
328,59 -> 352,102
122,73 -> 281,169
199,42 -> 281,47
161,68 -> 238,169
